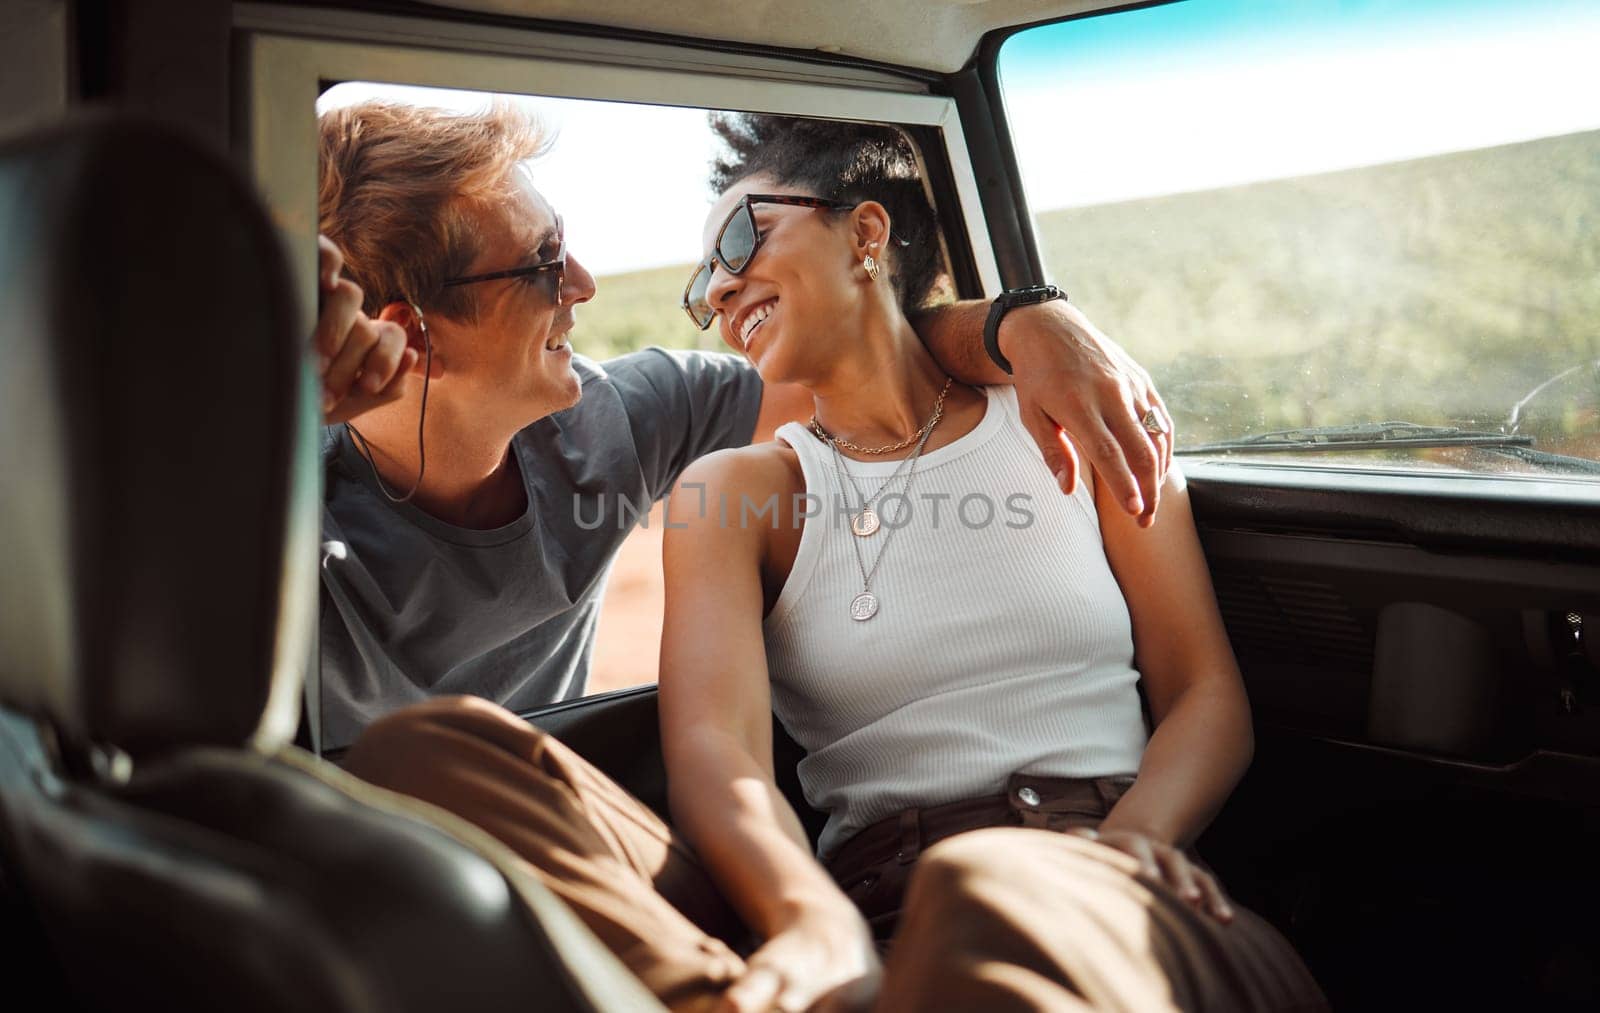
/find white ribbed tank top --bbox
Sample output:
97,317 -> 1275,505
766,385 -> 1148,858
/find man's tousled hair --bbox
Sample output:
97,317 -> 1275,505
318,100 -> 551,321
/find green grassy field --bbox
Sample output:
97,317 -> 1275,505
578,129 -> 1600,456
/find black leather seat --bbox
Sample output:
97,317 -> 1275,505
0,115 -> 663,1012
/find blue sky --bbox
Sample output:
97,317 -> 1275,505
1003,0 -> 1595,83
1001,0 -> 1600,210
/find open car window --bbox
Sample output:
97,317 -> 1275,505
997,0 -> 1600,483
317,83 -> 952,696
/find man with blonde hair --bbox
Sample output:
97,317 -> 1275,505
313,99 -> 1174,751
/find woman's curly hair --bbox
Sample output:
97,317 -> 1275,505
708,113 -> 947,313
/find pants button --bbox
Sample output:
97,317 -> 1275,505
1016,786 -> 1041,807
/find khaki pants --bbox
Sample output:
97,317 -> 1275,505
345,696 -> 1327,1013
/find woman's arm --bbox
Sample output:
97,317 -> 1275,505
659,449 -> 879,1012
1087,465 -> 1252,919
1095,464 -> 1253,845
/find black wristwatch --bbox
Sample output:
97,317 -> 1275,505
983,284 -> 1067,375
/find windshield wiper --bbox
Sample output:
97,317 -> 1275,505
1179,422 -> 1600,476
1178,421 -> 1533,455
1478,444 -> 1600,476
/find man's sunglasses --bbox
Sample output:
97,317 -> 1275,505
681,195 -> 854,330
442,214 -> 567,303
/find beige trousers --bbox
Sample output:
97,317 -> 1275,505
345,696 -> 1327,1013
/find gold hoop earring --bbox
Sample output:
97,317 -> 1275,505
863,253 -> 881,281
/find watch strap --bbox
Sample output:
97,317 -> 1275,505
983,284 -> 1066,376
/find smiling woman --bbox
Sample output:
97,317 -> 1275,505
690,120 -> 949,384
647,111 -> 1326,1012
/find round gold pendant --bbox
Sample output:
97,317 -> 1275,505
849,591 -> 879,622
850,509 -> 880,537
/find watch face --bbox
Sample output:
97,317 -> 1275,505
1006,285 -> 1060,306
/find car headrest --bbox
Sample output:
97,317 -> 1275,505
0,113 -> 314,760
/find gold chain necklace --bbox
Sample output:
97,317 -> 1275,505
808,377 -> 953,455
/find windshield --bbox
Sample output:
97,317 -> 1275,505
997,0 -> 1600,480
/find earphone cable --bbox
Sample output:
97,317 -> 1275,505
346,306 -> 431,504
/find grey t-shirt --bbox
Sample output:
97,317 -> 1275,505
317,348 -> 763,750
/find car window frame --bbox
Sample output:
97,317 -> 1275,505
236,2 -> 1010,753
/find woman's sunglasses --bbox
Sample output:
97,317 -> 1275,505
680,195 -> 853,330
442,214 -> 567,304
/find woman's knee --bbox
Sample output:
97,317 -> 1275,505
905,829 -> 1327,1010
920,826 -> 1118,881
915,827 -> 1019,888
906,828 -> 1050,919
909,827 -> 1145,925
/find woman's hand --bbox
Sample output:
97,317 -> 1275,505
1069,827 -> 1234,924
719,910 -> 882,1013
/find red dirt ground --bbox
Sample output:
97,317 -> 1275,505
589,501 -> 667,694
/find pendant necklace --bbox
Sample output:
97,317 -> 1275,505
839,449 -> 915,537
812,377 -> 952,539
823,405 -> 941,622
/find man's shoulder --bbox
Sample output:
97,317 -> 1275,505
321,424 -> 363,486
555,349 -> 696,407
570,351 -> 611,384
321,423 -> 342,461
591,346 -> 755,387
540,347 -> 765,500
562,347 -> 758,426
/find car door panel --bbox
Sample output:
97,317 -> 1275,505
521,687 -> 825,845
1186,467 -> 1600,1010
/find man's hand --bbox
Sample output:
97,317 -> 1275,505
718,911 -> 881,1013
1000,300 -> 1173,528
315,235 -> 418,426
